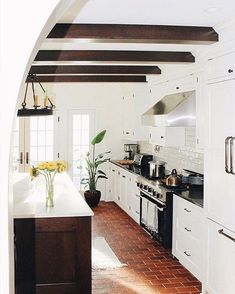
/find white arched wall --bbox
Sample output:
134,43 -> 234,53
0,1 -> 88,293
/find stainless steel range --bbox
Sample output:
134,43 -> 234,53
136,176 -> 173,249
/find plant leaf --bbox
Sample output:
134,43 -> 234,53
91,130 -> 106,145
97,170 -> 106,175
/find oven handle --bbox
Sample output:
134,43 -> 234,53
140,193 -> 165,211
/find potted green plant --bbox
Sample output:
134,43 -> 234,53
81,130 -> 110,207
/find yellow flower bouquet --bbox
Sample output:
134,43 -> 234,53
30,161 -> 67,207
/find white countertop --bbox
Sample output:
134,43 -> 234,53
13,172 -> 94,219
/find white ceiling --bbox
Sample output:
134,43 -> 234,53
59,0 -> 235,26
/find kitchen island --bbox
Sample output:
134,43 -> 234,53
13,173 -> 93,294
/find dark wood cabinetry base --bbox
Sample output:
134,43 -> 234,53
14,216 -> 91,294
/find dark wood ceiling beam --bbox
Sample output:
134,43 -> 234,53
27,75 -> 147,83
30,65 -> 161,75
35,50 -> 195,63
47,23 -> 218,44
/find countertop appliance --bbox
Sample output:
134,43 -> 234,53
149,160 -> 166,179
124,144 -> 138,160
133,153 -> 153,167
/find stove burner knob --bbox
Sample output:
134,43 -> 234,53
136,182 -> 140,187
148,187 -> 152,193
143,185 -> 148,190
156,193 -> 161,199
152,190 -> 157,196
139,184 -> 143,189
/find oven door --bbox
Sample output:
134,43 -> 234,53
140,191 -> 165,238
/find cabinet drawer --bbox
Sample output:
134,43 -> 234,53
208,52 -> 235,81
175,227 -> 202,280
176,196 -> 203,219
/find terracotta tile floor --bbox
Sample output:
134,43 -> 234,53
92,201 -> 201,294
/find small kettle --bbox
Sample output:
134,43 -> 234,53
166,169 -> 182,187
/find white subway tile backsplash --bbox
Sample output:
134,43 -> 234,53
138,127 -> 203,174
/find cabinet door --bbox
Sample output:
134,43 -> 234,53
120,170 -> 128,208
149,126 -> 185,146
149,126 -> 166,145
168,74 -> 196,94
206,220 -> 235,294
206,79 -> 235,231
122,95 -> 135,139
109,164 -> 117,201
208,52 -> 235,81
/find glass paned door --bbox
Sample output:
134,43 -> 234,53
12,116 -> 55,172
68,110 -> 94,190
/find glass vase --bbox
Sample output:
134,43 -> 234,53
46,180 -> 54,208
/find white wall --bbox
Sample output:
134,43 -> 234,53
44,82 -> 125,199
0,1 -> 85,293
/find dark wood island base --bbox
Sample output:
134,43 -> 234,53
14,216 -> 91,294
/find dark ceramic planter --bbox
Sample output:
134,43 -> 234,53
84,190 -> 101,207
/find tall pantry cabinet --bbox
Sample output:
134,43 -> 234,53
205,52 -> 235,294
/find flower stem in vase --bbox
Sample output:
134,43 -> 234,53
46,180 -> 54,208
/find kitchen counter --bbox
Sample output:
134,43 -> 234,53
13,172 -> 94,219
110,160 -> 203,208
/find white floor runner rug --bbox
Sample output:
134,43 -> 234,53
92,237 -> 126,269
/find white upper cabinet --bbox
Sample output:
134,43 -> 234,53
122,85 -> 149,141
205,79 -> 235,232
149,126 -> 185,147
207,51 -> 235,82
168,74 -> 197,94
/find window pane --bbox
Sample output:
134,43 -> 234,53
73,131 -> 81,145
73,115 -> 81,130
45,146 -> 53,161
45,117 -> 53,131
82,115 -> 89,130
38,147 -> 45,161
37,131 -> 45,146
30,131 -> 38,147
30,117 -> 38,131
38,117 -> 45,130
46,131 -> 53,146
30,146 -> 38,162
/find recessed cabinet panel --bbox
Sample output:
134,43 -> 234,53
149,126 -> 185,146
206,220 -> 235,294
172,195 -> 205,282
208,52 -> 235,81
168,74 -> 196,94
206,80 -> 235,231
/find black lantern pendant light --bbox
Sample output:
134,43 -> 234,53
17,73 -> 55,117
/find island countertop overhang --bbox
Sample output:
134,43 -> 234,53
13,172 -> 94,219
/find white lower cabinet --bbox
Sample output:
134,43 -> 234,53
206,220 -> 235,294
172,195 -> 205,282
108,163 -> 140,223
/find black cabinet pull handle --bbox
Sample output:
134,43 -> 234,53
184,208 -> 191,212
184,251 -> 191,257
160,136 -> 164,139
228,69 -> 234,73
184,227 -> 191,232
19,152 -> 23,164
112,169 -> 115,172
122,175 -> 126,178
26,152 -> 29,164
176,86 -> 180,89
126,132 -> 129,134
218,229 -> 235,242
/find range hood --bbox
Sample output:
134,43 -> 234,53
142,90 -> 196,127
